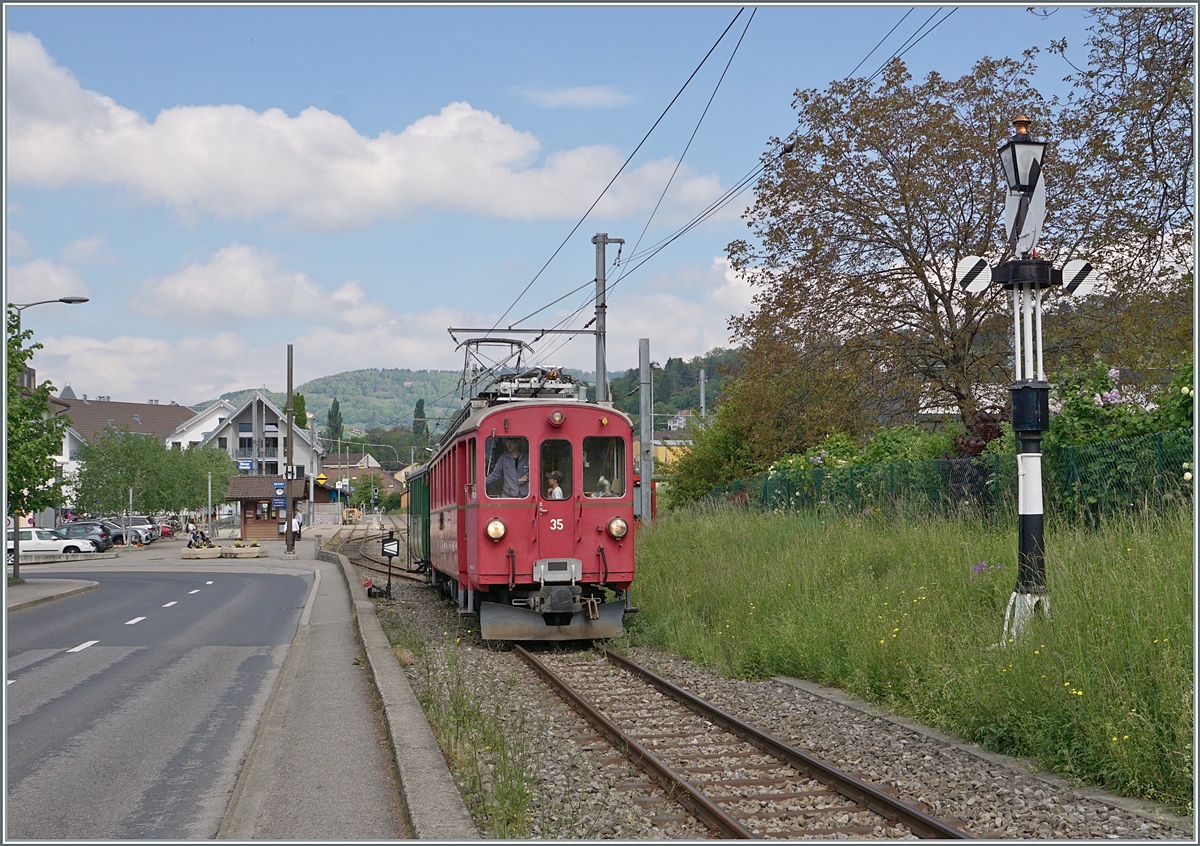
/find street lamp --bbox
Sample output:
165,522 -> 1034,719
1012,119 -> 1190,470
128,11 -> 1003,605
996,115 -> 1047,195
7,296 -> 90,580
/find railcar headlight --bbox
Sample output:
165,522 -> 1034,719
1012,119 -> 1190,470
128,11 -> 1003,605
485,518 -> 507,541
548,410 -> 565,427
606,516 -> 629,539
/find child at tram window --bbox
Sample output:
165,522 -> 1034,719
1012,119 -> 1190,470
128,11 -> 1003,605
546,470 -> 565,500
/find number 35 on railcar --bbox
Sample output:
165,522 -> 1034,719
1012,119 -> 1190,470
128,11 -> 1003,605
406,364 -> 635,641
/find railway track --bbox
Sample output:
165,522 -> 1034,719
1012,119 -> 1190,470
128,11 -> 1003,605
334,515 -> 427,586
516,647 -> 970,840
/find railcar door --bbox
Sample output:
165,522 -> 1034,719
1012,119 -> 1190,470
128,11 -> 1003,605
536,438 -> 576,566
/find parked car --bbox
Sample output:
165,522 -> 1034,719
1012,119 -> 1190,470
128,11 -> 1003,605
158,524 -> 175,538
7,528 -> 97,563
127,515 -> 160,541
99,519 -> 152,546
56,522 -> 114,551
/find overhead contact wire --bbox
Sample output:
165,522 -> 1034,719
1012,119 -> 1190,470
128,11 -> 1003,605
485,7 -> 747,335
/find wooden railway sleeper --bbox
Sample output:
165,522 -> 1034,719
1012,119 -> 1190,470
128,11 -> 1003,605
604,652 -> 970,840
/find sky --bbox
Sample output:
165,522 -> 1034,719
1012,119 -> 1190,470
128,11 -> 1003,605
5,4 -> 1102,407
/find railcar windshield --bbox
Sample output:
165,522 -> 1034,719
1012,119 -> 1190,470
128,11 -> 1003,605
582,437 -> 625,497
483,436 -> 530,498
540,439 -> 572,499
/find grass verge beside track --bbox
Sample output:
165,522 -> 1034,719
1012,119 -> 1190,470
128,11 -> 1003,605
628,504 -> 1193,814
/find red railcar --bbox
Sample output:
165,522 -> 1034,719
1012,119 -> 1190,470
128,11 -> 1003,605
412,357 -> 635,640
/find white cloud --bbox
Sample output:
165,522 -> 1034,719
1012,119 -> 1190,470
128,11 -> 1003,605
7,31 -> 726,229
5,259 -> 91,302
134,244 -> 322,323
34,248 -> 749,404
7,229 -> 34,258
518,85 -> 632,109
62,235 -> 118,265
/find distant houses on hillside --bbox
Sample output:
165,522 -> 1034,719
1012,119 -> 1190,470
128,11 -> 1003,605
42,385 -> 329,528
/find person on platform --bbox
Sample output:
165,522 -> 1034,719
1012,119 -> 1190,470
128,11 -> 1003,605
292,510 -> 303,541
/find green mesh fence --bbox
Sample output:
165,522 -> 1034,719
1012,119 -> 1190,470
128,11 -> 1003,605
703,429 -> 1193,522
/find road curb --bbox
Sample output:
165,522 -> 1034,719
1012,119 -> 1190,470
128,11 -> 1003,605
7,581 -> 98,611
322,549 -> 479,840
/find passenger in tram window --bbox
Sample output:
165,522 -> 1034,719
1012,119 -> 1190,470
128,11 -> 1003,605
546,471 -> 565,500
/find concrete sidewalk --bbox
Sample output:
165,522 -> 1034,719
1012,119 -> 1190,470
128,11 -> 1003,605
5,539 -> 478,841
5,577 -> 99,612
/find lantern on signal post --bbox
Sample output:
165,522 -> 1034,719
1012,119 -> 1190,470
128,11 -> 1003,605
955,115 -> 1100,644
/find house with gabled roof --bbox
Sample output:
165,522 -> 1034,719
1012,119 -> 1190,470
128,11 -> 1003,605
163,400 -> 237,451
197,390 -> 324,477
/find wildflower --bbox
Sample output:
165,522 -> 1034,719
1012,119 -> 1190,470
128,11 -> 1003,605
972,561 -> 988,574
1107,367 -> 1120,382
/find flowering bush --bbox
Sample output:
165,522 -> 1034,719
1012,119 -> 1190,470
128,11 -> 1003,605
1043,358 -> 1167,451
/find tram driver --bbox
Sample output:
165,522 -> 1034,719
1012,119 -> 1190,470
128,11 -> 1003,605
486,437 -> 529,498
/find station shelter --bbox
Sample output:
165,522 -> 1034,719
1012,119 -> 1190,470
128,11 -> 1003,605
225,475 -> 309,540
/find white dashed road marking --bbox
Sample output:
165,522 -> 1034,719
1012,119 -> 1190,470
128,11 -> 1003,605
206,581 -> 213,585
162,601 -> 177,607
189,590 -> 200,595
67,641 -> 99,652
125,617 -> 146,625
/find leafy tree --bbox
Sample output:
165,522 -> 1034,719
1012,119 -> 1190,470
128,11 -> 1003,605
6,307 -> 70,521
292,392 -> 307,428
412,399 -> 428,441
379,490 -> 402,512
659,401 -> 759,508
73,428 -> 169,515
176,446 -> 238,513
72,430 -> 236,515
730,56 -> 1053,428
325,397 -> 344,442
1043,6 -> 1194,379
350,471 -> 384,508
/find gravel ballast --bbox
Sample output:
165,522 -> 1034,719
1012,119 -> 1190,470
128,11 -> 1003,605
364,568 -> 1191,840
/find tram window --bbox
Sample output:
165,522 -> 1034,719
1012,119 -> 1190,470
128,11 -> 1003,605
467,438 -> 477,500
540,440 -> 572,500
582,437 -> 625,497
483,436 -> 529,498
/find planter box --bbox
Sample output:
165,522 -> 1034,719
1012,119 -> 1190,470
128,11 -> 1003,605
181,547 -> 221,559
220,548 -> 261,559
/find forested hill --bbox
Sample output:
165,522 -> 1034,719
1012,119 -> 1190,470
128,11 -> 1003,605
194,349 -> 738,435
609,348 -> 738,427
193,368 -> 462,433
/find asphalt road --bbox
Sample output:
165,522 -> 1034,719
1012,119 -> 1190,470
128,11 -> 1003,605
6,569 -> 310,840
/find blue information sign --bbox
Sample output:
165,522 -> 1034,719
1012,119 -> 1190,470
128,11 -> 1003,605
271,496 -> 287,507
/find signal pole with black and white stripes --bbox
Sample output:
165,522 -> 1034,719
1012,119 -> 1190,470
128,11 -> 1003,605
955,115 -> 1100,644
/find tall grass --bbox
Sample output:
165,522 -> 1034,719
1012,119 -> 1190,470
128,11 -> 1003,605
629,504 -> 1194,813
375,606 -> 535,837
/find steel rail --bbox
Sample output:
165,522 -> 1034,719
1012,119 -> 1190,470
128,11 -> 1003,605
605,651 -> 970,840
336,519 -> 427,584
514,645 -> 754,839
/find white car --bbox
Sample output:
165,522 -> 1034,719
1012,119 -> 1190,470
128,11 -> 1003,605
7,528 -> 97,563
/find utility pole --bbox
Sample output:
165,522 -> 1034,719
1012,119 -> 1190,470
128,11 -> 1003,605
638,339 -> 653,526
699,367 -> 707,419
592,233 -> 623,405
284,344 -> 296,558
